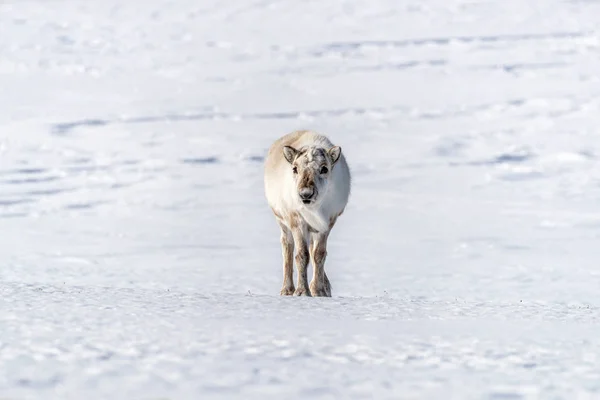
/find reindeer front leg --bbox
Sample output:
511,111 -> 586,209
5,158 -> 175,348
291,222 -> 311,297
309,232 -> 330,297
278,223 -> 295,295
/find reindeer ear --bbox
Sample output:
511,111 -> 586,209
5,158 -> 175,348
283,146 -> 298,164
329,146 -> 342,164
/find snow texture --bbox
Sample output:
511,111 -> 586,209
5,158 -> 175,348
2,0 -> 600,398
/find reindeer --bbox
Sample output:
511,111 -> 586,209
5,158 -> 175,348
264,130 -> 351,297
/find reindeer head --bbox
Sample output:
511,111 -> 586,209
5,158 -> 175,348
282,145 -> 342,206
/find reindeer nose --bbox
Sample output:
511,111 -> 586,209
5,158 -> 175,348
299,187 -> 314,200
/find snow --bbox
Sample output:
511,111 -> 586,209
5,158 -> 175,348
1,0 -> 600,398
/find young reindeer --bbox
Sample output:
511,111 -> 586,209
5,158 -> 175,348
264,130 -> 351,297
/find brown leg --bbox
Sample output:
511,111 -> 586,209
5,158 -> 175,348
279,223 -> 295,295
309,232 -> 330,297
291,225 -> 311,296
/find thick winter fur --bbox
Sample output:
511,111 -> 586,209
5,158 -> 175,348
264,130 -> 351,297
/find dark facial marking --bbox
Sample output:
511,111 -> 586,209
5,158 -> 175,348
299,171 -> 312,187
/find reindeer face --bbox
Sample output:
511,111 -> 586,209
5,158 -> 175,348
283,145 -> 342,206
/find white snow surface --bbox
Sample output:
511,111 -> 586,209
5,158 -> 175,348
2,0 -> 600,398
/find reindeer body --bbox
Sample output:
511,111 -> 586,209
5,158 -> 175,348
264,130 -> 351,297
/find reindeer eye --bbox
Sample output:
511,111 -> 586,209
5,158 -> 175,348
320,166 -> 329,174
292,166 -> 298,174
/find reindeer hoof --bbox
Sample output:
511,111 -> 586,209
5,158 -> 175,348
310,287 -> 329,297
310,281 -> 331,297
280,285 -> 295,296
294,287 -> 311,296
